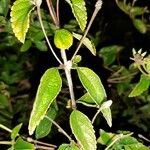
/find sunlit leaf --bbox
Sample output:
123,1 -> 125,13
11,123 -> 22,140
14,137 -> 35,150
77,67 -> 106,105
73,32 -> 96,55
35,101 -> 58,139
65,0 -> 87,31
70,110 -> 97,150
129,75 -> 150,97
101,107 -> 112,127
54,29 -> 73,49
28,68 -> 62,135
10,0 -> 35,43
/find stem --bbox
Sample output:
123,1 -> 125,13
56,0 -> 60,24
0,141 -> 14,145
46,0 -> 59,27
0,124 -> 12,133
92,108 -> 101,124
61,50 -> 76,108
45,116 -> 72,141
35,145 -> 55,150
27,138 -> 57,148
71,0 -> 102,61
37,6 -> 62,65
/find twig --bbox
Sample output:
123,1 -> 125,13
0,141 -> 14,145
0,124 -> 12,133
35,145 -> 55,150
56,0 -> 60,24
46,0 -> 59,27
92,108 -> 101,124
27,138 -> 57,148
71,0 -> 103,61
45,116 -> 72,141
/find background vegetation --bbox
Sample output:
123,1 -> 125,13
0,0 -> 150,149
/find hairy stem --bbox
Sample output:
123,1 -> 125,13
71,0 -> 102,61
61,50 -> 76,108
37,6 -> 62,65
45,116 -> 72,141
56,0 -> 60,24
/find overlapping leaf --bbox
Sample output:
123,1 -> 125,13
10,0 -> 35,43
73,32 -> 96,55
28,68 -> 62,135
77,67 -> 106,105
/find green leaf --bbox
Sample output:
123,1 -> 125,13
28,68 -> 62,135
11,123 -> 22,140
101,107 -> 112,127
73,32 -> 96,55
129,75 -> 150,97
130,7 -> 146,16
77,67 -> 106,105
132,19 -> 147,34
78,92 -> 95,104
35,101 -> 58,139
0,94 -> 9,109
58,143 -> 80,150
0,0 -> 10,16
97,129 -> 117,146
14,137 -> 35,150
54,29 -> 73,49
99,45 -> 123,66
65,0 -> 87,31
35,41 -> 48,51
20,40 -> 32,52
10,0 -> 35,43
70,110 -> 97,150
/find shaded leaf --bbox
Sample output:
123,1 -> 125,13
14,137 -> 35,150
73,32 -> 96,55
54,29 -> 73,49
35,41 -> 48,51
10,0 -> 35,43
77,67 -> 106,105
20,40 -> 32,52
35,101 -> 58,139
0,0 -> 10,16
99,45 -> 123,66
78,92 -> 95,104
65,0 -> 87,31
28,68 -> 62,135
129,75 -> 150,97
132,19 -> 147,34
70,110 -> 97,150
11,123 -> 22,140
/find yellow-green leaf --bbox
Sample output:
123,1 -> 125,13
28,68 -> 62,135
70,110 -> 97,150
54,29 -> 73,49
10,0 -> 34,43
65,0 -> 87,31
73,32 -> 96,55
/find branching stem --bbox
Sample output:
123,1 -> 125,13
71,0 -> 102,61
37,6 -> 62,65
61,50 -> 76,108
